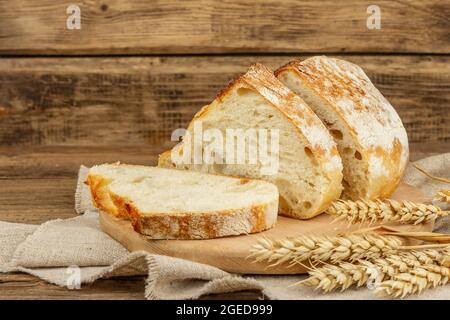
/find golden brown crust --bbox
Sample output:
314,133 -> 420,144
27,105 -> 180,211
157,149 -> 176,168
276,57 -> 409,200
112,194 -> 278,240
364,141 -> 408,199
157,150 -> 175,171
86,174 -> 125,217
216,76 -> 242,102
109,192 -> 131,218
87,164 -> 279,239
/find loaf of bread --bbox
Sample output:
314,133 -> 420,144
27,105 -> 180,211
87,163 -> 279,239
158,63 -> 343,219
275,56 -> 409,200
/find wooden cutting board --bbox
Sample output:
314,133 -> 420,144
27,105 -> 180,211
99,183 -> 434,274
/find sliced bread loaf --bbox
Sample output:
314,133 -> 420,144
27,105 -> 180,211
275,56 -> 409,200
158,63 -> 343,219
87,163 -> 279,239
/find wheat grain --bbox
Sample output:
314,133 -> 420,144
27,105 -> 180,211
299,257 -> 410,292
406,248 -> 450,268
375,254 -> 450,298
386,252 -> 449,284
375,274 -> 428,298
369,251 -> 450,298
299,249 -> 450,296
370,252 -> 449,298
326,199 -> 448,225
249,233 -> 401,267
374,265 -> 450,298
434,189 -> 450,203
299,258 -> 400,292
299,263 -> 372,292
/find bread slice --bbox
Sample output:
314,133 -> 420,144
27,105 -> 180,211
87,163 -> 279,239
275,56 -> 409,200
158,63 -> 343,219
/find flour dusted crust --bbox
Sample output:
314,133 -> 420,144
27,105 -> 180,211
159,63 -> 343,219
232,63 -> 343,175
276,56 -> 409,199
87,164 -> 278,240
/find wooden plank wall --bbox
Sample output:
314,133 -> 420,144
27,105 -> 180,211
0,0 -> 449,146
1,0 -> 449,54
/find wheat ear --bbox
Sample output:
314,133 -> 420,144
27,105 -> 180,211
298,260 -> 393,292
249,233 -> 401,267
326,199 -> 448,225
405,248 -> 450,267
383,252 -> 450,294
300,250 -> 450,296
374,262 -> 450,299
434,189 -> 450,203
298,256 -> 417,293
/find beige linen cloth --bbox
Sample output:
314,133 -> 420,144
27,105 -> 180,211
1,153 -> 449,300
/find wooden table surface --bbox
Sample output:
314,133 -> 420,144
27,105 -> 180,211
0,143 -> 447,300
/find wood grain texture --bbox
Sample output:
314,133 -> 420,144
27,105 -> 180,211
0,273 -> 262,300
0,144 -> 446,299
0,0 -> 448,55
0,146 -> 169,178
0,55 -> 448,146
0,273 -> 147,300
0,146 -> 166,224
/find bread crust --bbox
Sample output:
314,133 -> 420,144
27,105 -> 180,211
122,198 -> 278,240
87,173 -> 125,217
157,149 -> 176,168
275,57 -> 409,200
87,165 -> 279,239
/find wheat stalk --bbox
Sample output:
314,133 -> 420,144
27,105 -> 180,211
434,189 -> 450,203
412,163 -> 450,184
326,199 -> 448,225
249,233 -> 402,267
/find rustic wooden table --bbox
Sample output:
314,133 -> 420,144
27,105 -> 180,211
0,0 -> 448,299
